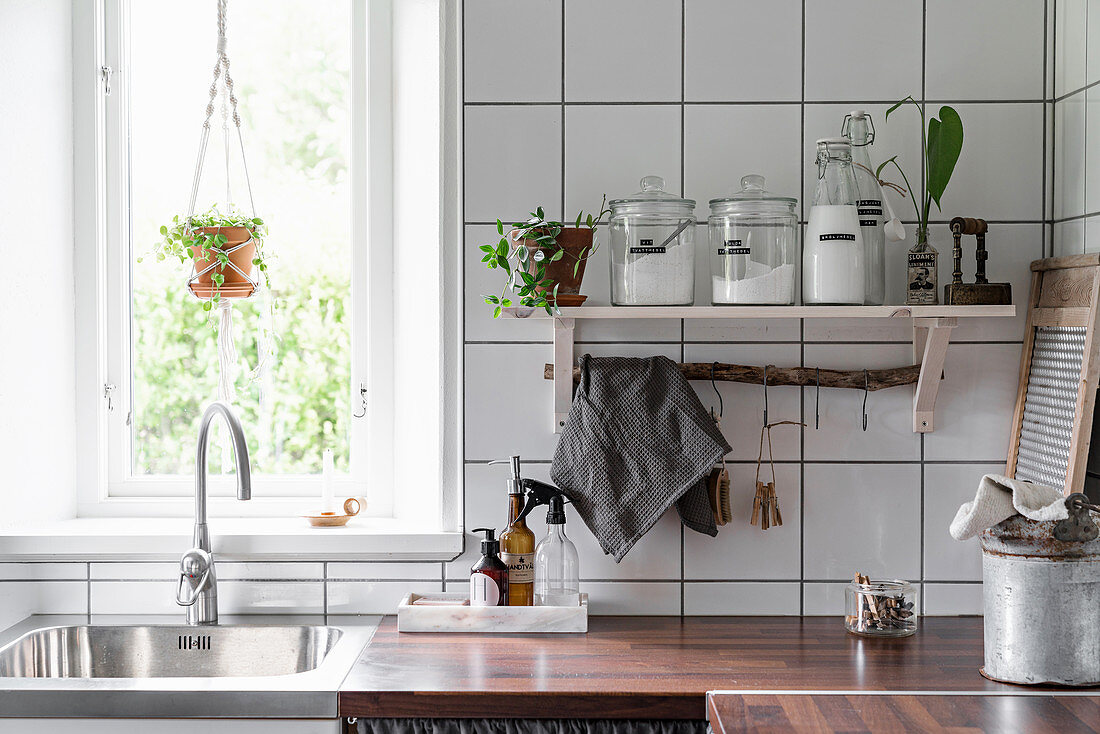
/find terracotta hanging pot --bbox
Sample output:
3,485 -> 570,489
187,225 -> 256,298
517,227 -> 595,307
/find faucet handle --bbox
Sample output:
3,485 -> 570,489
175,548 -> 213,607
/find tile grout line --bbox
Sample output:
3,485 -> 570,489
1084,0 -> 1089,252
560,0 -> 566,222
460,0 -> 469,562
680,0 -> 686,618
799,0 -> 806,616
920,0 -> 928,619
1044,0 -> 1051,256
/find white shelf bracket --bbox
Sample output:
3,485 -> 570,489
552,317 -> 575,433
912,316 -> 957,433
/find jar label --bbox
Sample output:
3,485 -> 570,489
819,233 -> 856,241
501,552 -> 534,584
718,239 -> 750,256
630,238 -> 666,254
857,199 -> 883,227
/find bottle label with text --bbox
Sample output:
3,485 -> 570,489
500,552 -> 534,584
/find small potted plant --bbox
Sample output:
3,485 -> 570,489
151,205 -> 270,311
481,197 -> 611,318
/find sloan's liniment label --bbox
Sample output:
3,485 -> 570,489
907,251 -> 938,304
718,238 -> 750,256
500,552 -> 534,584
630,237 -> 666,255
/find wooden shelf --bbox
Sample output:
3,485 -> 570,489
502,304 -> 1016,320
503,304 -> 1016,434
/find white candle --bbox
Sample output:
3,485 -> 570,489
322,449 -> 335,513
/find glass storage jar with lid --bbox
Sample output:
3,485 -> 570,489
709,174 -> 798,305
609,175 -> 696,306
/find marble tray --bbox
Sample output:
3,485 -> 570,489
397,592 -> 588,633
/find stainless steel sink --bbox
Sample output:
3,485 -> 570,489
0,624 -> 342,678
0,615 -> 379,719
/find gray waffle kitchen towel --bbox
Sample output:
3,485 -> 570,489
550,354 -> 731,562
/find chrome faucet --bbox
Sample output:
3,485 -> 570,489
175,402 -> 252,625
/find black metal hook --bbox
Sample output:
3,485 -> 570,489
710,362 -> 723,418
862,369 -> 869,431
815,367 -> 820,430
763,365 -> 769,426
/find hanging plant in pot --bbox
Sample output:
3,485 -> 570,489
481,197 -> 611,318
151,206 -> 270,311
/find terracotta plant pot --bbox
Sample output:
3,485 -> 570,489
187,225 -> 256,299
517,227 -> 594,306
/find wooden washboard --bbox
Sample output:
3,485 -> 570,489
1007,254 -> 1100,499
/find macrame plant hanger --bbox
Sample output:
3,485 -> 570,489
184,0 -> 262,409
180,0 -> 275,473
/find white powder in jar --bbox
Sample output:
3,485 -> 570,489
711,263 -> 795,304
611,238 -> 695,305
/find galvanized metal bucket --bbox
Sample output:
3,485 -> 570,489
981,495 -> 1100,686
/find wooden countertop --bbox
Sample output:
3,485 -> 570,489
338,616 -> 1079,721
707,693 -> 1100,733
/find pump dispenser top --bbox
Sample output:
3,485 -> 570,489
472,527 -> 500,555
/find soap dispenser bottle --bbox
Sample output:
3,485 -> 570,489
469,527 -> 509,607
493,455 -> 535,607
534,494 -> 580,606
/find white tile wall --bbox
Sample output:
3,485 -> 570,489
1053,0 -> 1100,257
456,0 -> 1050,617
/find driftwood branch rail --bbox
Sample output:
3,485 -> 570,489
543,362 -> 923,391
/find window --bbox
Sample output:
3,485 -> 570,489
74,0 -> 461,526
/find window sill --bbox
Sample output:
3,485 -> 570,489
0,517 -> 463,562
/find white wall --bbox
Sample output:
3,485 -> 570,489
0,0 -> 77,627
458,0 -> 1049,616
0,0 -> 76,529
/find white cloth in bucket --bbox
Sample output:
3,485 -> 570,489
949,474 -> 1069,541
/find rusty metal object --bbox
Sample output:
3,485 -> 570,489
980,506 -> 1100,686
944,217 -> 1012,305
1055,493 -> 1100,542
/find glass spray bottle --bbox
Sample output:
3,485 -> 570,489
534,495 -> 580,606
842,111 -> 886,305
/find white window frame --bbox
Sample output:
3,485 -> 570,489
73,0 -> 462,532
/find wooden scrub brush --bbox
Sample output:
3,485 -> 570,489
706,405 -> 732,526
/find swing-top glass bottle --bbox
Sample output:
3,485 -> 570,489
803,138 -> 865,305
842,111 -> 886,305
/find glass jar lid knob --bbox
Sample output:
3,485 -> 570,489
740,174 -> 766,192
639,175 -> 665,192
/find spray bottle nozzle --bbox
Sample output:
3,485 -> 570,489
516,479 -> 570,524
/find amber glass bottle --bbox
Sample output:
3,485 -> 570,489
500,491 -> 535,606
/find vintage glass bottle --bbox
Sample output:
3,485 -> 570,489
804,138 -> 865,305
843,111 -> 886,305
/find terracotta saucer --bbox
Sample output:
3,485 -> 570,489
550,294 -> 587,307
189,282 -> 256,299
